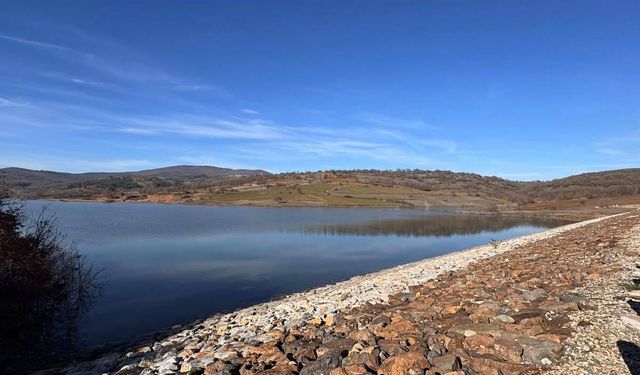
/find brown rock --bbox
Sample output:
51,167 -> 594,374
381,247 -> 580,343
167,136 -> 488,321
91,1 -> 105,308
205,362 -> 239,375
430,354 -> 461,371
341,365 -> 371,375
258,363 -> 298,375
378,316 -> 417,339
325,314 -> 337,326
463,334 -> 495,355
492,338 -> 523,363
377,351 -> 430,375
349,329 -> 374,342
309,317 -> 323,326
378,340 -> 407,356
464,357 -> 527,375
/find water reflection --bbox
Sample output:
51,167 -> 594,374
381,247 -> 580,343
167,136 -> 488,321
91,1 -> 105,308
300,214 -> 572,237
18,202 -> 569,355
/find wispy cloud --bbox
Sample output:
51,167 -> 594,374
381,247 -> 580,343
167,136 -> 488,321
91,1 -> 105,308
0,27 -> 461,172
116,116 -> 287,140
596,148 -> 626,156
0,96 -> 31,108
282,140 -> 387,157
0,34 -> 69,51
1,32 -> 225,95
374,129 -> 457,152
0,93 -> 457,170
593,130 -> 640,159
354,111 -> 435,130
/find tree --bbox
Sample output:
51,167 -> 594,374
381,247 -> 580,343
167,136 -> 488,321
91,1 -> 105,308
0,180 -> 101,372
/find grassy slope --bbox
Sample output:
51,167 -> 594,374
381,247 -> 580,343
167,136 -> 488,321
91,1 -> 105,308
3,167 -> 640,214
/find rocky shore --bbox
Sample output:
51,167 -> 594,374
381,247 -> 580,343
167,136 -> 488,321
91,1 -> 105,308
39,211 -> 640,375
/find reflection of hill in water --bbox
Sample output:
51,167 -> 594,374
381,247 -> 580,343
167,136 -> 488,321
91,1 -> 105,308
300,214 -> 573,238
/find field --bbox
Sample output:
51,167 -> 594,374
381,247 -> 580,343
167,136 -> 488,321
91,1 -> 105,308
143,178 -> 510,209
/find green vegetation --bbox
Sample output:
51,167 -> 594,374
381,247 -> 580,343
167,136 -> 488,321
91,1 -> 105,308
2,166 -> 640,210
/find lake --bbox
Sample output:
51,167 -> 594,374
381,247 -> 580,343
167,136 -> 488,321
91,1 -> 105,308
23,201 -> 569,350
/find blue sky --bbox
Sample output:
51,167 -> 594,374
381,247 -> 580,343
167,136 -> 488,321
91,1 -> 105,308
0,1 -> 638,180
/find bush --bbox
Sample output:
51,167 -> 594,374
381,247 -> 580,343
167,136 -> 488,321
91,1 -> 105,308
0,181 -> 101,372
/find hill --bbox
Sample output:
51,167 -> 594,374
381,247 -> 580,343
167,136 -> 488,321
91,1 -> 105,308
131,165 -> 270,178
0,165 -> 270,200
1,166 -> 639,212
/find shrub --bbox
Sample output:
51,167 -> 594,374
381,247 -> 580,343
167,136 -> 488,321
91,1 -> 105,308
0,181 -> 101,372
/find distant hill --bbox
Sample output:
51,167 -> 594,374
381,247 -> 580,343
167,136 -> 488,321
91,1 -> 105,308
132,165 -> 270,178
1,166 -> 639,208
524,168 -> 640,201
0,165 -> 270,199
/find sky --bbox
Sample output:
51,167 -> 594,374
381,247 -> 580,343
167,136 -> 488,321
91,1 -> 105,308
0,1 -> 638,180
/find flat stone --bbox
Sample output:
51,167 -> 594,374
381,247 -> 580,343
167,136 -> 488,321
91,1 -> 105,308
448,323 -> 503,337
559,293 -> 587,303
490,314 -> 515,324
430,354 -> 461,371
514,336 -> 560,366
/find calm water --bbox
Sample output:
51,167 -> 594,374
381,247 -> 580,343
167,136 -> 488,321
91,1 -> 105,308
24,201 -> 569,349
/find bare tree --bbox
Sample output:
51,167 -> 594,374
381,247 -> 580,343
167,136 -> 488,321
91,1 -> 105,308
0,180 -> 102,372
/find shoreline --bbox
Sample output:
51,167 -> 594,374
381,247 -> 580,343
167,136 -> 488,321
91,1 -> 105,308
25,197 -> 625,222
42,212 -> 627,374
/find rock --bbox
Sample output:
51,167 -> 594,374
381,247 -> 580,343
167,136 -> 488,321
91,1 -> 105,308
372,314 -> 392,326
430,354 -> 461,371
330,365 -> 370,375
622,315 -> 640,331
213,348 -> 240,362
378,340 -> 407,356
115,364 -> 138,375
378,316 -> 417,339
463,330 -> 476,337
300,359 -> 339,375
349,329 -> 374,342
559,293 -> 587,303
514,336 -> 560,366
325,314 -> 337,326
492,338 -> 523,363
156,355 -> 179,375
447,323 -> 502,337
204,361 -> 239,375
463,334 -> 495,355
490,314 -> 515,324
377,351 -> 430,375
521,288 -> 546,302
179,361 -> 193,373
465,357 -> 521,375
